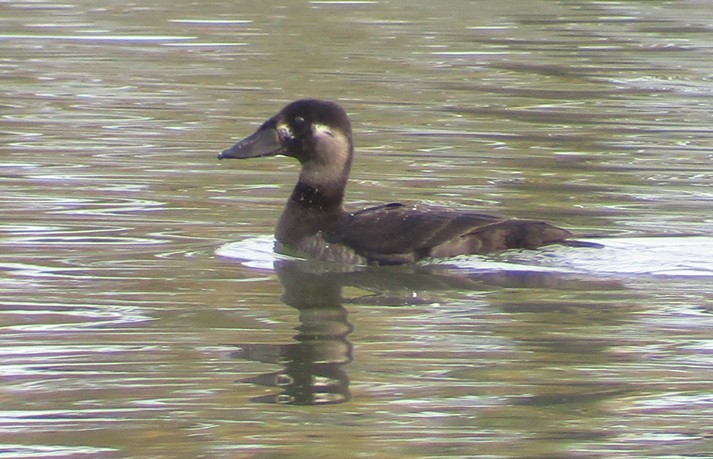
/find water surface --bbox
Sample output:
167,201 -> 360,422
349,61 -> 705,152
2,0 -> 713,457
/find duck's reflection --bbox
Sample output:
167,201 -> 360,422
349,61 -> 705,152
232,259 -> 622,405
232,261 -> 354,405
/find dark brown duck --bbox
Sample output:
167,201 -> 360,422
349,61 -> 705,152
218,99 -> 572,265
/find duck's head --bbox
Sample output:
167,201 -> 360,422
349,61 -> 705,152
218,99 -> 354,187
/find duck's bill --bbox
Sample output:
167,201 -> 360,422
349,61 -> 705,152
218,127 -> 283,160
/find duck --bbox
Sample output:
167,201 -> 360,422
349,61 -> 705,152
218,99 -> 573,265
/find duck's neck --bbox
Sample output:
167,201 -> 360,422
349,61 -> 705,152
276,179 -> 347,246
288,180 -> 345,211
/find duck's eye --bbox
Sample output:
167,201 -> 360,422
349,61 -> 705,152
291,116 -> 309,136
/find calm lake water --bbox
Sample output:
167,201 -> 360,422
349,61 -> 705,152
2,0 -> 713,457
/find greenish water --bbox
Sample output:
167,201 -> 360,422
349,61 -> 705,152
2,1 -> 713,457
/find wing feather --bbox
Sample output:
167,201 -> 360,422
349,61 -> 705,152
324,203 -> 569,264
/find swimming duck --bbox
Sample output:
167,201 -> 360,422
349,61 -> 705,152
218,99 -> 572,265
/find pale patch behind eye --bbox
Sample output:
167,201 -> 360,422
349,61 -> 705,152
313,123 -> 335,138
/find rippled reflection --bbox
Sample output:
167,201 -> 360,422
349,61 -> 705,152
232,261 -> 353,405
230,254 -> 629,406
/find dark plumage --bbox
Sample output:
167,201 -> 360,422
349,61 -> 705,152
218,99 -> 572,265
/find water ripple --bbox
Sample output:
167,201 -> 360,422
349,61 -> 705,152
217,236 -> 713,278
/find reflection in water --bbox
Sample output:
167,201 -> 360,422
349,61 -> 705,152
232,261 -> 354,405
232,258 -> 623,406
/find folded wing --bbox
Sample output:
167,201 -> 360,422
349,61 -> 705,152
327,203 -> 571,265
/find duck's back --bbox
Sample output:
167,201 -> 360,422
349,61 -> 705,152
325,203 -> 571,265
